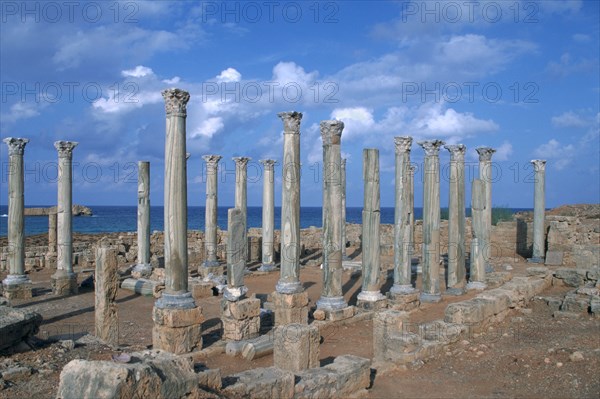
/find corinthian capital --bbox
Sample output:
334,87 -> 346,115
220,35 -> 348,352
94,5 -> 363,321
259,159 -> 277,169
320,120 -> 344,145
203,154 -> 222,166
3,137 -> 29,155
417,140 -> 445,157
278,111 -> 303,134
394,136 -> 413,154
476,146 -> 496,161
162,88 -> 190,117
530,159 -> 546,172
444,144 -> 466,161
54,141 -> 78,158
233,156 -> 251,167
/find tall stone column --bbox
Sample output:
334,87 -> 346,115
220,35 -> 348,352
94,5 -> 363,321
51,140 -> 78,296
476,147 -> 496,269
132,161 -> 151,277
391,136 -> 415,296
224,208 -> 247,300
2,138 -> 32,299
529,160 -> 547,263
233,157 -> 250,263
445,144 -> 467,295
417,140 -> 444,303
316,120 -> 348,313
357,148 -> 386,310
467,179 -> 487,290
259,159 -> 277,271
409,165 -> 416,257
46,212 -> 57,264
341,158 -> 350,261
152,88 -> 202,355
201,155 -> 222,276
272,111 -> 308,325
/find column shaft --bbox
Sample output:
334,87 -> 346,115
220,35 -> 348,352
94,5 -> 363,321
134,161 -> 151,275
531,160 -> 546,261
224,208 -> 247,301
233,157 -> 250,262
341,158 -> 348,260
259,160 -> 276,271
202,155 -> 222,268
468,179 -> 487,289
476,147 -> 496,267
445,144 -> 467,294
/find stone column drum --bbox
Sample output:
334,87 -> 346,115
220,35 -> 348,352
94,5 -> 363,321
341,158 -> 349,261
409,165 -> 416,253
467,179 -> 487,290
51,140 -> 79,296
45,212 -> 58,265
132,161 -> 151,277
357,148 -> 387,309
417,140 -> 444,303
2,137 -> 32,299
272,111 -> 308,325
233,157 -> 251,263
476,147 -> 496,269
529,159 -> 547,263
259,159 -> 277,271
316,120 -> 349,314
201,155 -> 223,275
95,246 -> 119,345
444,144 -> 467,295
152,88 -> 203,355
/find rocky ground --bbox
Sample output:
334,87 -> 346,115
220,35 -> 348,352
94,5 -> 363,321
1,250 -> 599,399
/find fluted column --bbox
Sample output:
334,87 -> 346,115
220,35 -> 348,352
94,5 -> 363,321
276,111 -> 304,294
2,138 -> 32,298
156,88 -> 194,309
233,157 -> 250,263
341,158 -> 349,261
357,148 -> 386,305
445,144 -> 467,295
259,159 -> 277,271
202,155 -> 222,271
409,164 -> 416,256
418,140 -> 444,302
51,140 -> 78,296
317,120 -> 347,311
476,147 -> 495,269
132,161 -> 151,276
467,179 -> 487,290
529,160 -> 547,263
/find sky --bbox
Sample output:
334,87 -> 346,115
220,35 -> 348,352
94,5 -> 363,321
0,0 -> 599,209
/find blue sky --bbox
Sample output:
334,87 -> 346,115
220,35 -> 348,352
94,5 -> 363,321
1,0 -> 598,209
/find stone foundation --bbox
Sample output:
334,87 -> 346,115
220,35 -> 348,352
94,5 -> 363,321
274,323 -> 320,372
387,291 -> 420,311
272,291 -> 309,326
51,273 -> 78,296
221,296 -> 260,341
190,279 -> 214,301
2,282 -> 33,300
356,296 -> 388,311
152,306 -> 203,354
313,305 -> 355,321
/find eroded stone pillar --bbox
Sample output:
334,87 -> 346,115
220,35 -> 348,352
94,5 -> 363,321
224,208 -> 247,301
476,147 -> 495,270
233,157 -> 250,263
341,158 -> 349,261
95,246 -> 119,345
2,137 -> 32,299
273,111 -> 308,325
51,140 -> 78,296
357,148 -> 386,310
317,120 -> 349,314
445,144 -> 467,295
152,88 -> 202,355
529,159 -> 546,263
259,159 -> 277,271
418,140 -> 444,303
409,165 -> 416,257
467,179 -> 487,290
132,161 -> 151,277
201,155 -> 222,275
46,212 -> 57,264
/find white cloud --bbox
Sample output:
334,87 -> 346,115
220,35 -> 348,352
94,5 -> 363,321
162,76 -> 181,85
122,65 -> 154,78
551,111 -> 589,128
572,33 -> 591,43
330,107 -> 375,140
191,117 -> 224,138
216,68 -> 242,83
533,139 -> 576,170
494,141 -> 513,161
0,102 -> 42,124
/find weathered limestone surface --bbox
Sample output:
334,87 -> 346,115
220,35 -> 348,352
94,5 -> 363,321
476,147 -> 496,268
272,290 -> 309,326
0,306 -> 42,352
221,296 -> 261,341
222,367 -> 295,399
468,179 -> 487,290
529,160 -> 546,263
341,158 -> 349,261
259,159 -> 277,272
95,247 -> 119,345
132,161 -> 151,277
274,323 -> 320,372
152,306 -> 203,354
233,157 -> 251,263
224,208 -> 247,301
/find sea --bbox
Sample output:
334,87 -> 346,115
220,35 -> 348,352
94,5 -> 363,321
0,206 -> 530,237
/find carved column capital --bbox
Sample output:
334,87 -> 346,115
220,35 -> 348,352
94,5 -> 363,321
320,120 -> 344,145
3,137 -> 29,155
54,141 -> 78,158
444,144 -> 466,160
394,136 -> 413,154
259,159 -> 277,169
203,155 -> 222,165
162,88 -> 190,117
278,111 -> 303,134
530,159 -> 546,172
232,157 -> 251,167
476,146 -> 496,161
417,140 -> 445,157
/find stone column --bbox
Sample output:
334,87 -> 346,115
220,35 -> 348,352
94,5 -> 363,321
357,148 -> 387,309
273,111 -> 308,325
51,140 -> 78,296
467,179 -> 487,290
224,208 -> 247,300
317,120 -> 349,313
391,136 -> 415,296
152,88 -> 202,355
417,140 -> 444,303
95,246 -> 119,345
132,161 -> 151,277
259,159 -> 277,271
233,157 -> 251,263
444,144 -> 467,295
2,137 -> 32,299
529,160 -> 547,263
409,165 -> 416,257
476,147 -> 496,269
341,158 -> 350,261
46,212 -> 58,263
201,155 -> 222,275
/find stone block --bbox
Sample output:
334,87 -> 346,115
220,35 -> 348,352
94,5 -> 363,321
221,297 -> 260,320
545,250 -> 563,266
195,366 -> 222,391
274,323 -> 320,372
418,320 -> 464,344
356,297 -> 388,311
152,323 -> 202,355
444,300 -> 485,324
0,306 -> 42,351
590,296 -> 600,315
2,283 -> 32,300
554,268 -> 586,287
312,306 -> 354,321
190,280 -> 214,300
222,316 -> 260,341
272,291 -> 309,326
52,274 -> 78,296
526,266 -> 551,277
561,294 -> 590,313
221,367 -> 294,399
152,306 -> 204,328
373,310 -> 408,362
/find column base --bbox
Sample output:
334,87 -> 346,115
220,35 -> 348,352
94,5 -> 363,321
527,257 -> 544,264
357,292 -> 387,311
257,263 -> 277,272
223,286 -> 248,302
272,291 -> 309,326
221,297 -> 261,341
390,284 -> 417,295
155,292 -> 196,309
342,261 -> 362,271
419,292 -> 442,303
445,286 -> 467,296
2,275 -> 33,300
199,263 -> 224,280
131,263 -> 152,279
275,279 -> 303,294
387,290 -> 420,311
466,281 -> 487,291
152,305 -> 204,354
312,305 -> 355,321
51,272 -> 78,296
316,295 -> 347,312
